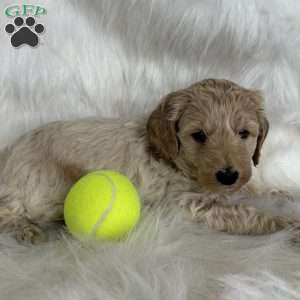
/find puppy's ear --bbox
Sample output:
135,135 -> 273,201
147,91 -> 189,161
251,92 -> 269,166
252,114 -> 269,166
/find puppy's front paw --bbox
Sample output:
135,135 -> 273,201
179,192 -> 226,221
272,216 -> 296,231
270,189 -> 295,202
15,223 -> 47,244
289,224 -> 300,245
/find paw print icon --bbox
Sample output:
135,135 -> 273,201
5,17 -> 45,47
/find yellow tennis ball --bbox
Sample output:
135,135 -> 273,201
64,170 -> 141,241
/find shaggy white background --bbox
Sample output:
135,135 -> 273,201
1,0 -> 300,299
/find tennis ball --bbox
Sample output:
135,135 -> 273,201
64,170 -> 141,241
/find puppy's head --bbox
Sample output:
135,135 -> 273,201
147,79 -> 269,192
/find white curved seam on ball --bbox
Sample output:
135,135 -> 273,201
89,172 -> 117,239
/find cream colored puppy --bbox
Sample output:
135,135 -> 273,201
0,79 -> 293,243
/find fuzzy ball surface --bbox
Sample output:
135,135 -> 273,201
64,170 -> 141,241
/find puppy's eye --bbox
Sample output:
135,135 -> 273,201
191,130 -> 207,143
239,129 -> 250,139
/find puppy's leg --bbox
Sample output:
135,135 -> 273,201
243,172 -> 295,201
180,193 -> 294,234
0,190 -> 46,243
0,210 -> 45,244
203,203 -> 293,234
0,160 -> 81,243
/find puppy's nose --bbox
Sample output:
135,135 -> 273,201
216,167 -> 239,185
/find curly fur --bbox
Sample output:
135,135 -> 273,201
0,79 -> 293,243
1,1 -> 300,299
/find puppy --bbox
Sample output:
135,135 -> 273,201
0,79 -> 293,243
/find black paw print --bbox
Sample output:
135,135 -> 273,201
5,17 -> 45,48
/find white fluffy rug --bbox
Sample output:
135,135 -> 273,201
1,0 -> 300,299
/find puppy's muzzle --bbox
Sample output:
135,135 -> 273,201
216,167 -> 239,185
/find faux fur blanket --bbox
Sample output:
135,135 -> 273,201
1,1 -> 300,299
